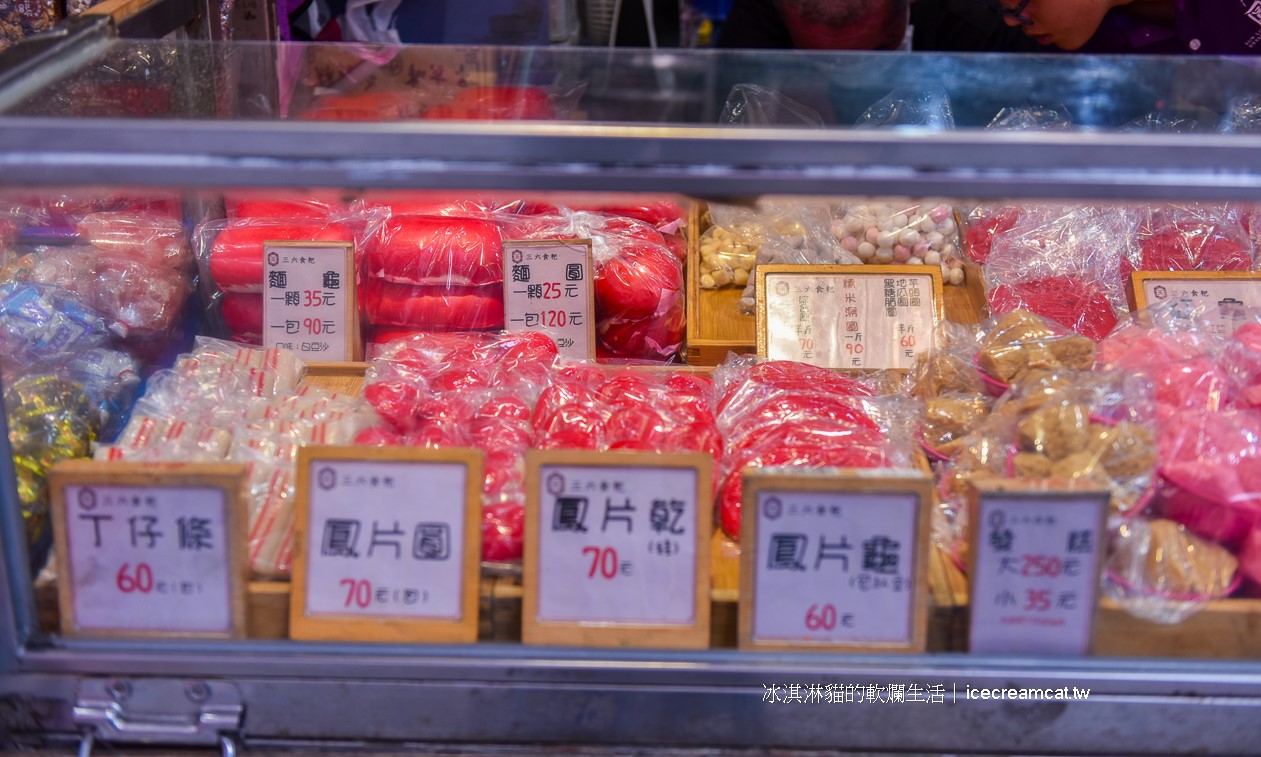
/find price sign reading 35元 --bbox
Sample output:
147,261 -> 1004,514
968,485 -> 1108,655
263,241 -> 359,360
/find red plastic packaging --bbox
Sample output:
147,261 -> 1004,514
712,356 -> 908,540
203,219 -> 358,293
359,331 -> 560,561
364,213 -> 505,288
362,279 -> 504,330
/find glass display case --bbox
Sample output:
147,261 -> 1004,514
3,36 -> 1261,755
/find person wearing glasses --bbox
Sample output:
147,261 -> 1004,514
720,0 -> 1260,54
988,0 -> 1260,54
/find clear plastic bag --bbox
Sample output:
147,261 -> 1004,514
1127,203 -> 1255,274
196,207 -> 386,345
512,211 -> 685,362
720,84 -> 824,127
696,205 -> 761,290
712,356 -> 916,540
358,331 -> 560,561
1105,517 -> 1239,624
76,211 -> 193,271
986,106 -> 1072,131
736,202 -> 860,314
855,87 -> 954,130
829,198 -> 965,285
973,308 -> 1098,391
4,247 -> 193,342
982,205 -> 1136,341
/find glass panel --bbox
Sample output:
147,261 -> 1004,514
6,39 -> 1261,131
3,42 -> 1261,752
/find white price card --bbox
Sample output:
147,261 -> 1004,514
967,482 -> 1109,656
50,462 -> 248,639
1131,271 -> 1261,335
757,265 -> 943,370
503,240 -> 596,361
739,469 -> 931,652
290,446 -> 483,643
263,241 -> 361,361
523,450 -> 712,649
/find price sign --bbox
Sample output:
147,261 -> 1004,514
503,240 -> 595,360
1130,271 -> 1261,335
523,450 -> 711,648
290,446 -> 483,643
263,241 -> 361,361
49,462 -> 248,638
738,469 -> 931,652
968,481 -> 1109,655
757,265 -> 942,370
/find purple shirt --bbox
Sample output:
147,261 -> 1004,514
1084,0 -> 1261,55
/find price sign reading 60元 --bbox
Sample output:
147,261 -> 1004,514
50,461 -> 249,639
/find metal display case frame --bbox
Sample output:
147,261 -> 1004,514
3,37 -> 1261,756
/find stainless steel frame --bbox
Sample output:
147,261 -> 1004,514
3,41 -> 1261,755
3,118 -> 1261,201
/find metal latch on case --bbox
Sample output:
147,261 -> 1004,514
73,678 -> 243,757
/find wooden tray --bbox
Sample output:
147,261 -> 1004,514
684,206 -> 989,366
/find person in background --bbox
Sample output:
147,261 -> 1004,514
989,0 -> 1261,54
721,0 -> 1261,54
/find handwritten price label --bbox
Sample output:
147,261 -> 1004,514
263,241 -> 359,360
739,470 -> 932,651
503,240 -> 595,360
523,450 -> 712,649
290,447 -> 483,643
757,265 -> 941,370
968,483 -> 1108,655
50,462 -> 248,638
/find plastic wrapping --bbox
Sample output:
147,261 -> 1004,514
0,210 -> 195,356
973,309 -> 1098,391
1107,518 -> 1240,623
712,356 -> 917,540
75,211 -> 193,270
3,247 -> 193,342
0,281 -> 141,551
697,204 -> 768,290
855,87 -> 954,130
829,199 -> 965,284
736,203 -> 860,314
513,211 -> 685,362
720,84 -> 824,127
358,331 -> 560,561
986,106 -> 1072,132
197,207 -> 386,345
98,339 -> 376,578
199,216 -> 361,295
1089,301 -> 1261,613
1127,204 -> 1256,274
533,365 -> 720,457
945,368 -> 1156,518
982,205 -> 1135,341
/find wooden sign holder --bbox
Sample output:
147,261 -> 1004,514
737,469 -> 932,653
50,461 -> 250,639
289,445 -> 483,643
522,449 -> 712,649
